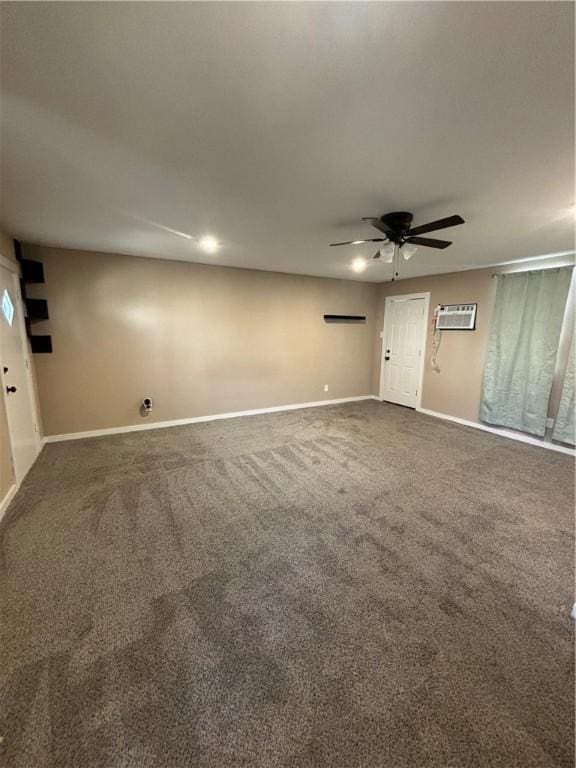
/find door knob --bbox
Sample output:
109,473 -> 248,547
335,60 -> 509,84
6,386 -> 17,394
384,356 -> 390,361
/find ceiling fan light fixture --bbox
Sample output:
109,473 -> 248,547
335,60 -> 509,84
402,243 -> 418,261
380,242 -> 395,263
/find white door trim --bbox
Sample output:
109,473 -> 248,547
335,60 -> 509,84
379,291 -> 430,408
0,264 -> 42,491
0,252 -> 20,274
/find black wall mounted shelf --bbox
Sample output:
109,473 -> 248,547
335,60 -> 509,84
324,314 -> 366,324
25,298 -> 49,323
20,257 -> 45,284
29,336 -> 53,354
15,241 -> 53,353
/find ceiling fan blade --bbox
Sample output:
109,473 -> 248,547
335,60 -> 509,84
329,237 -> 386,247
362,217 -> 393,235
408,215 -> 464,237
406,236 -> 452,249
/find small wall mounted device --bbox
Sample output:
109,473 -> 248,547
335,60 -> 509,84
140,397 -> 153,417
434,304 -> 477,331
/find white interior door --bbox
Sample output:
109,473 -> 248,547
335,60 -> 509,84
0,264 -> 41,485
380,295 -> 428,408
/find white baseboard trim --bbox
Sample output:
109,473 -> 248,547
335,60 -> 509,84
0,484 -> 17,523
417,407 -> 575,456
0,437 -> 44,524
45,395 -> 379,443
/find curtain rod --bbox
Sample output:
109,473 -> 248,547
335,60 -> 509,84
491,264 -> 574,277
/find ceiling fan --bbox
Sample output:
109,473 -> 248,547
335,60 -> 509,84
330,211 -> 465,278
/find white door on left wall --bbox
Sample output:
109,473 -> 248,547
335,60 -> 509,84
0,264 -> 41,485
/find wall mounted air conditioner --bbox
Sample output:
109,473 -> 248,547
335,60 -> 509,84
435,304 -> 477,331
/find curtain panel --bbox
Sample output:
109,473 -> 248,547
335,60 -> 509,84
553,337 -> 575,445
480,266 -> 573,437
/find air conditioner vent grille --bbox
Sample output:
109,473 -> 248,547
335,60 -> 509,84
435,304 -> 477,331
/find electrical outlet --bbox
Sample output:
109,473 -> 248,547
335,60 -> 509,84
324,384 -> 329,392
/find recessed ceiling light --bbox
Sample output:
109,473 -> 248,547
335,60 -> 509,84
351,256 -> 367,273
199,235 -> 220,253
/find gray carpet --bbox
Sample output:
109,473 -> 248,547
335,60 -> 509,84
0,400 -> 574,768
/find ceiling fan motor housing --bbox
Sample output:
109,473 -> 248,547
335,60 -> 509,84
381,212 -> 414,243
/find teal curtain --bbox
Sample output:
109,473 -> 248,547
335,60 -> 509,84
480,267 -> 573,436
553,337 -> 575,445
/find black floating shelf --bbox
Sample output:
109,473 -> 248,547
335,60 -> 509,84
20,258 -> 45,284
25,298 -> 49,323
29,335 -> 53,354
15,240 -> 53,354
324,314 -> 366,324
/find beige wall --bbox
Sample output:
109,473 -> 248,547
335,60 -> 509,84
23,245 -> 379,436
373,255 -> 575,423
14,240 -> 575,442
0,232 -> 18,501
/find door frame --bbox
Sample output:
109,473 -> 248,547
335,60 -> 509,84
0,253 -> 42,488
379,291 -> 430,408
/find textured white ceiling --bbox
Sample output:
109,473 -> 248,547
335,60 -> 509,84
1,2 -> 574,282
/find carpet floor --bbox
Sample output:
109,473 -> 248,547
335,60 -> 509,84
0,400 -> 574,768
